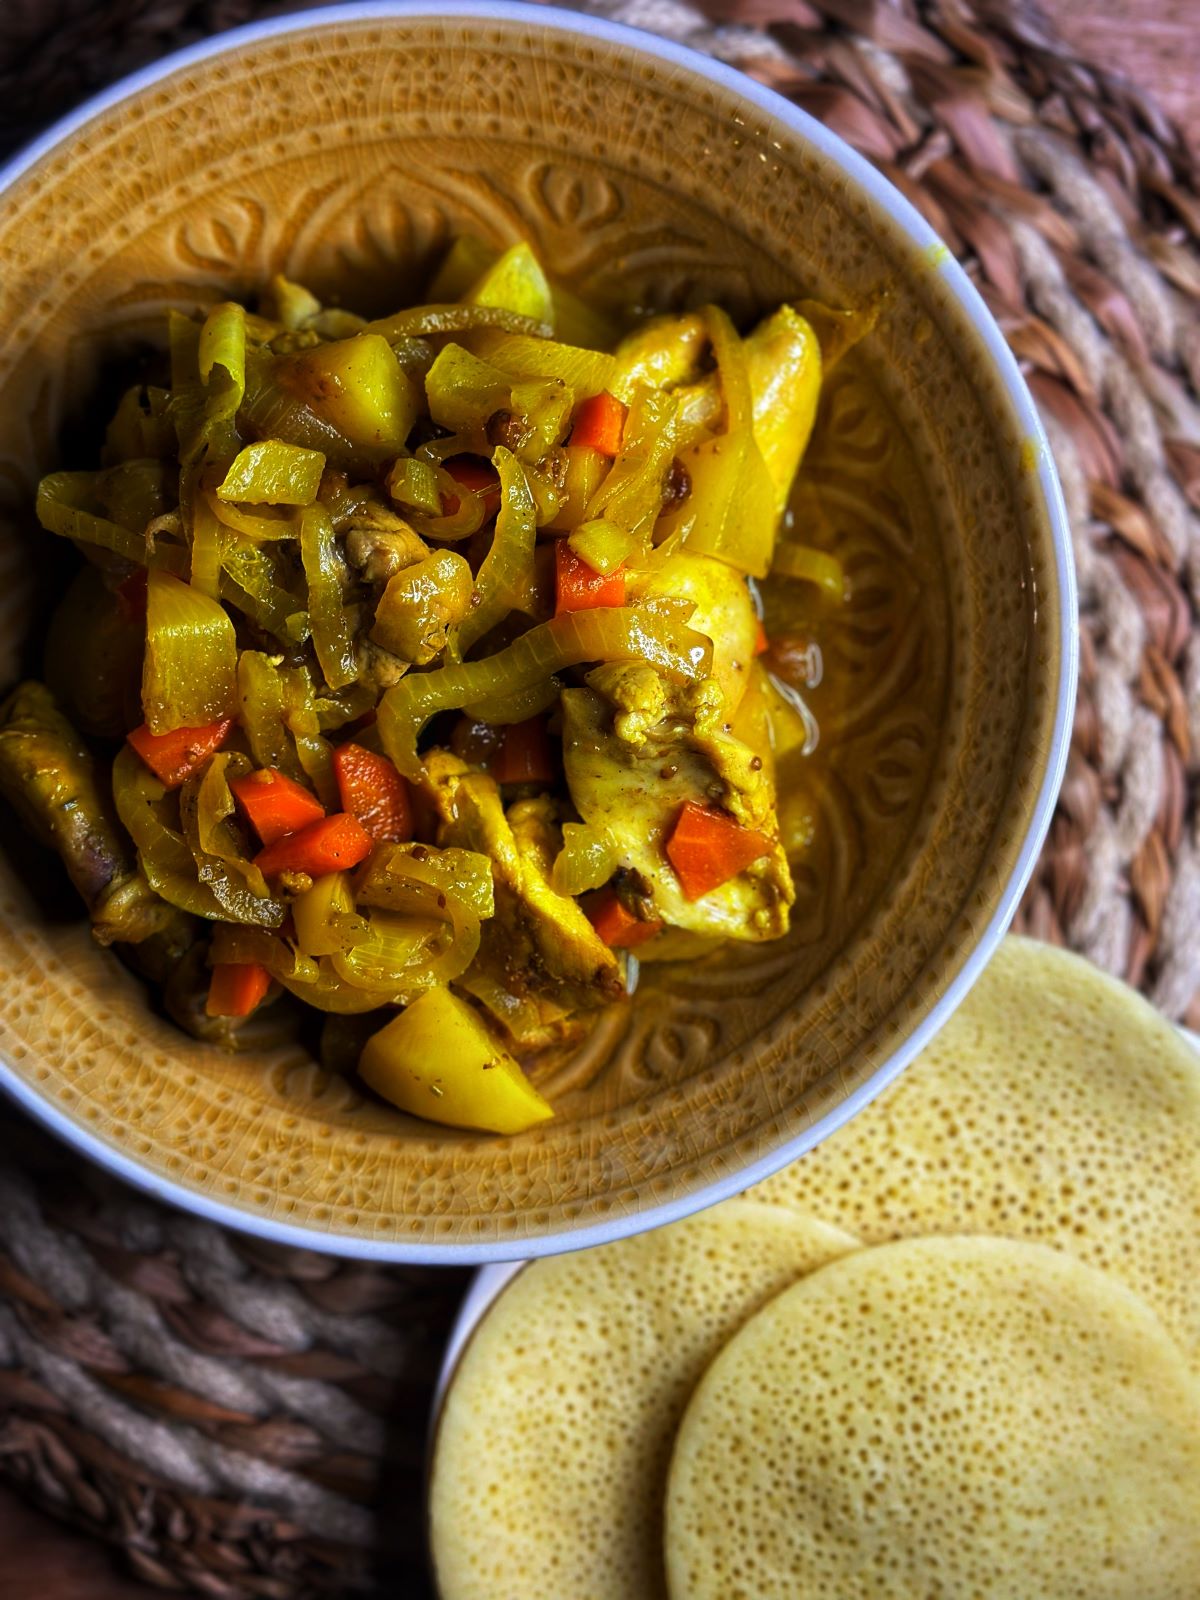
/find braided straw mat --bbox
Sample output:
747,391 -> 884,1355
0,0 -> 1198,1594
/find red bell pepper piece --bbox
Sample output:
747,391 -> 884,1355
555,539 -> 626,614
254,813 -> 372,879
571,392 -> 627,456
332,742 -> 413,842
206,962 -> 271,1018
585,888 -> 662,949
230,768 -> 326,847
442,455 -> 501,517
127,720 -> 232,790
489,717 -> 557,785
665,801 -> 774,901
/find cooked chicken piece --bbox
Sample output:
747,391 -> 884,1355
507,794 -> 623,992
0,681 -> 184,947
344,513 -> 430,585
561,670 -> 793,942
424,748 -> 519,868
355,636 -> 410,692
586,662 -> 670,749
583,665 -> 773,832
421,750 -> 622,1010
632,551 -> 759,716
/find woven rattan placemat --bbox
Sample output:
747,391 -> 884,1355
0,1 -> 1197,1594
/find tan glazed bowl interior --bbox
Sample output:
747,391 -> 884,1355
0,3 -> 1073,1259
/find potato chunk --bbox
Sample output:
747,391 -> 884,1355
359,987 -> 553,1134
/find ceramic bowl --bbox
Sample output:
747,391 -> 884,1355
0,1 -> 1075,1260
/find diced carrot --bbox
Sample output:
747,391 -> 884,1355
333,742 -> 412,842
442,455 -> 501,517
127,719 -> 232,790
489,717 -> 557,785
254,813 -> 372,879
754,619 -> 769,656
665,801 -> 774,901
115,569 -> 148,623
585,888 -> 662,949
230,768 -> 326,847
206,962 -> 271,1019
555,539 -> 626,614
571,391 -> 627,456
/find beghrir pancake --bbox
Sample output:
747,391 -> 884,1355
753,935 -> 1200,1364
664,1236 -> 1200,1600
429,1201 -> 857,1600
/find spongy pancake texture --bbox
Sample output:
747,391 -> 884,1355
430,1202 -> 858,1600
665,1236 -> 1200,1600
753,936 -> 1200,1362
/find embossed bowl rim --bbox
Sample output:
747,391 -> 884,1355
0,0 -> 1077,1261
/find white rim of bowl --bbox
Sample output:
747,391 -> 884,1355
0,0 -> 1078,1262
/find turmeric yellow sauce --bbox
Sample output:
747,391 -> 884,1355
0,238 -> 876,1134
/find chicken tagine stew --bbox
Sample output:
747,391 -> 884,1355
0,239 -> 866,1135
